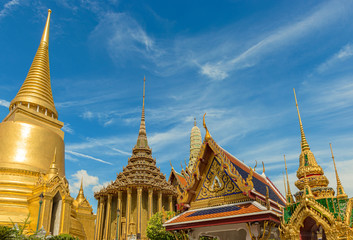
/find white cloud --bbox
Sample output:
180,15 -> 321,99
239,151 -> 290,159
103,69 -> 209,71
111,147 -> 130,156
70,169 -> 100,195
90,12 -> 163,63
62,123 -> 74,134
69,169 -> 111,199
198,1 -> 351,80
104,119 -> 114,126
0,0 -> 21,19
317,43 -> 353,73
0,99 -> 9,108
82,111 -> 94,119
200,62 -> 228,81
66,150 -> 112,165
65,153 -> 78,162
92,181 -> 110,193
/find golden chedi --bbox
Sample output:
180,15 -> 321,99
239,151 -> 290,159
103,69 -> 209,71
281,89 -> 353,239
0,10 -> 95,239
94,77 -> 178,240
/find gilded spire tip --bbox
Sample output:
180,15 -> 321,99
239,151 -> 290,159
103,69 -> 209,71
194,117 -> 196,126
293,88 -> 310,151
330,143 -> 347,198
41,9 -> 52,44
284,154 -> 293,203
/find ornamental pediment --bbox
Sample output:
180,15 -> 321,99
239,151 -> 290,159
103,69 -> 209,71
195,157 -> 242,201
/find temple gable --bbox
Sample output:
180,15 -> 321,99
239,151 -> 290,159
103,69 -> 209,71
195,157 -> 242,201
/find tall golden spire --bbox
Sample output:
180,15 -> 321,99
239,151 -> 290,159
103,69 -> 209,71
293,89 -> 329,191
134,76 -> 150,151
330,143 -> 347,198
9,9 -> 58,119
293,89 -> 310,151
284,155 -> 293,204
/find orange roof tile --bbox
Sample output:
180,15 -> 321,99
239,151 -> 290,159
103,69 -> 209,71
175,172 -> 187,187
168,203 -> 261,224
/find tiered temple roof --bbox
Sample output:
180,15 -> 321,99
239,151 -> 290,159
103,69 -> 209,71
95,77 -> 176,196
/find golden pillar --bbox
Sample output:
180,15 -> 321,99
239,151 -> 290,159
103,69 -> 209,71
40,195 -> 52,232
60,196 -> 72,234
137,187 -> 142,236
94,197 -> 101,239
126,188 -> 132,237
104,194 -> 112,240
148,188 -> 153,219
98,196 -> 106,240
168,195 -> 173,212
117,191 -> 122,239
158,191 -> 162,212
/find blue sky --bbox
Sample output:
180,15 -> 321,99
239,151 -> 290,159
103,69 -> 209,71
1,0 -> 353,212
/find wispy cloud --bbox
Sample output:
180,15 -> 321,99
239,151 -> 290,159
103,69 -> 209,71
66,150 -> 112,165
90,12 -> 163,63
316,43 -> 353,73
0,99 -> 9,108
0,0 -> 21,19
62,123 -> 74,134
197,1 -> 351,80
111,147 -> 130,156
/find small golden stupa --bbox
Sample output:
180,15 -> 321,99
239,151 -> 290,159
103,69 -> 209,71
0,10 -> 95,239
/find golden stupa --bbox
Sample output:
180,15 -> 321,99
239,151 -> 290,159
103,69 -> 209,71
0,10 -> 95,239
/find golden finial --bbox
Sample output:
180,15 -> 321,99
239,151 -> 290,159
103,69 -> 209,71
169,160 -> 174,170
293,88 -> 310,151
253,160 -> 257,172
203,113 -> 211,141
135,76 -> 150,150
284,155 -> 294,203
9,9 -> 58,118
262,161 -> 265,175
330,143 -> 347,198
283,172 -> 287,196
194,117 -> 196,126
41,9 -> 52,44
